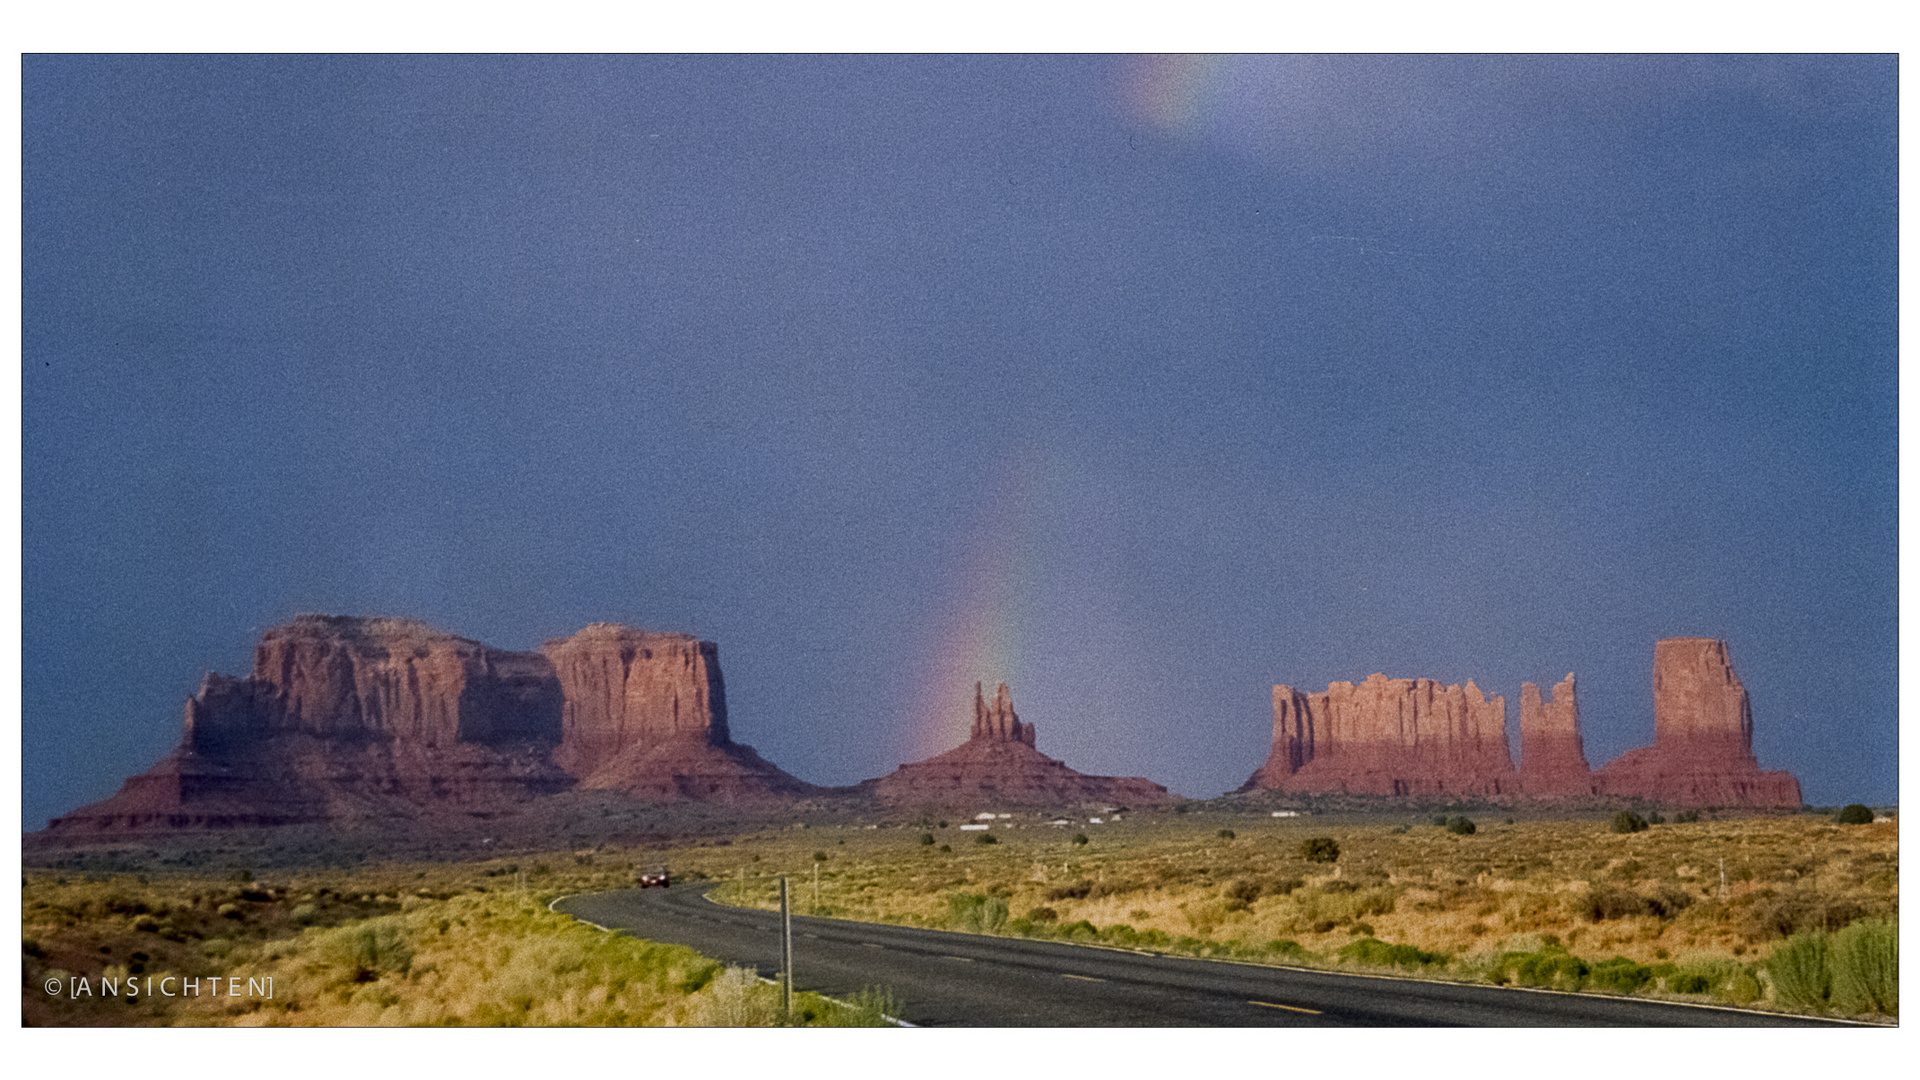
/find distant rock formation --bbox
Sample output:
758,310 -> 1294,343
1241,674 -> 1517,798
861,682 -> 1174,808
46,615 -> 812,833
1595,638 -> 1801,808
1518,674 -> 1594,796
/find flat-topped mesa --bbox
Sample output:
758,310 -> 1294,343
541,624 -> 730,775
862,683 -> 1174,808
1241,673 -> 1517,798
539,623 -> 811,802
46,615 -> 815,833
1596,638 -> 1800,808
191,615 -> 563,751
971,682 -> 1036,746
1518,674 -> 1594,797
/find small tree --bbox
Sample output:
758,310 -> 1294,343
1836,804 -> 1874,825
1609,810 -> 1649,834
1299,837 -> 1340,863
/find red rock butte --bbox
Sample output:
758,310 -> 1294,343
1518,674 -> 1594,796
1241,674 -> 1517,798
46,615 -> 812,833
860,683 -> 1175,809
1593,638 -> 1801,808
1242,639 -> 1800,808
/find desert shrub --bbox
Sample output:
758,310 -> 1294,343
1490,947 -> 1590,991
1580,886 -> 1650,922
1270,877 -> 1306,896
1444,816 -> 1476,836
1059,919 -> 1098,940
320,917 -> 414,982
1675,810 -> 1701,823
938,845 -> 950,853
973,833 -> 998,846
1320,879 -> 1358,894
1265,939 -> 1310,960
1609,811 -> 1649,834
1431,816 -> 1449,827
1224,880 -> 1262,905
1836,804 -> 1875,825
1299,838 -> 1340,863
1217,828 -> 1236,840
1339,937 -> 1445,969
1024,906 -> 1059,924
945,892 -> 1008,933
1646,812 -> 1666,825
1071,833 -> 1089,846
1828,918 -> 1897,1015
1047,884 -> 1091,901
919,833 -> 935,846
1588,956 -> 1653,994
1670,971 -> 1712,994
1766,929 -> 1831,1008
1003,918 -> 1034,937
291,903 -> 317,925
1745,890 -> 1879,939
1643,884 -> 1694,919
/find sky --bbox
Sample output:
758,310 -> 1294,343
20,54 -> 1898,828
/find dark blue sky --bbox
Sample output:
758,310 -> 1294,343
22,55 -> 1897,827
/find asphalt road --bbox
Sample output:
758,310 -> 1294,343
552,884 -> 1855,1027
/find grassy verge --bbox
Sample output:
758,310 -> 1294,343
22,861 -> 891,1026
699,812 -> 1897,1021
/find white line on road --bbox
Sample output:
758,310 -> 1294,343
1061,973 -> 1106,982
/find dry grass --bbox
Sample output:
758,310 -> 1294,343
21,856 -> 887,1026
696,811 -> 1898,1018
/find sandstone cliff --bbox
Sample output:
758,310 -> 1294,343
47,615 -> 812,833
1242,673 -> 1517,798
1518,674 -> 1594,796
1595,638 -> 1801,808
861,683 -> 1174,808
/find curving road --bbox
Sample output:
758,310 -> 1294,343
553,885 -> 1857,1027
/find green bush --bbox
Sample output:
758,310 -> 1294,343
1445,816 -> 1476,836
1490,948 -> 1590,990
1828,918 -> 1897,1015
1609,811 -> 1649,834
1836,804 -> 1875,825
945,892 -> 1009,933
1339,937 -> 1445,969
1669,971 -> 1712,994
1024,906 -> 1059,923
1767,929 -> 1831,1008
1588,956 -> 1653,994
1299,837 -> 1340,863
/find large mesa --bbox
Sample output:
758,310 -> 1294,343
45,615 -> 812,833
1241,673 -> 1517,798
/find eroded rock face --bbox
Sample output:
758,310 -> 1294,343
1519,674 -> 1594,796
1241,673 -> 1517,798
863,683 -> 1174,808
46,615 -> 811,833
1595,638 -> 1800,808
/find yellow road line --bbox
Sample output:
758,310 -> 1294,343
1061,973 -> 1106,982
1249,999 -> 1322,1015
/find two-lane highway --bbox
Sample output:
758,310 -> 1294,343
553,885 -> 1854,1027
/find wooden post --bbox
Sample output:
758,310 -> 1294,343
780,876 -> 793,1023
